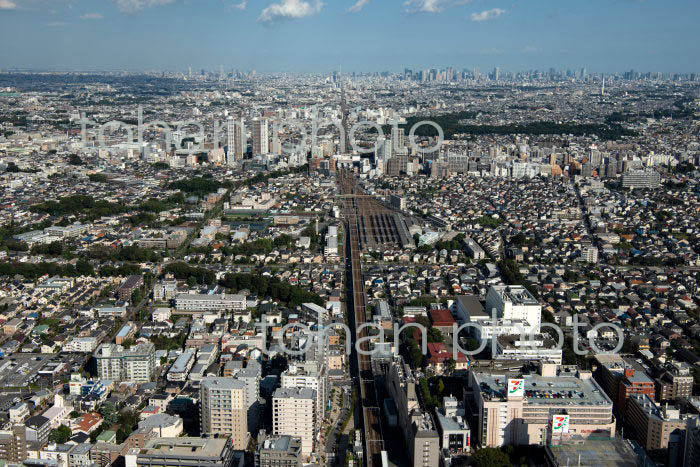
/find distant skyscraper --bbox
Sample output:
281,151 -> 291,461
226,117 -> 246,164
340,82 -> 351,153
493,67 -> 500,81
391,124 -> 405,153
377,136 -> 392,164
252,117 -> 269,155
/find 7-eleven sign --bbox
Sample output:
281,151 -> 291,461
507,379 -> 524,399
552,415 -> 570,434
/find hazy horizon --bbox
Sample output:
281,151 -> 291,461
0,0 -> 699,73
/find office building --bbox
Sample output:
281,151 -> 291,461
95,343 -> 156,383
272,388 -> 316,458
200,378 -> 248,450
459,286 -> 543,343
494,334 -> 563,364
466,367 -> 616,447
434,397 -> 470,455
136,437 -> 242,467
255,435 -> 303,467
485,285 -> 542,331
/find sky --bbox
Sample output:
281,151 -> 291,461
0,0 -> 699,73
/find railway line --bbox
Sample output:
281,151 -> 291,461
336,178 -> 402,250
338,171 -> 386,467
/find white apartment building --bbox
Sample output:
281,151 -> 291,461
95,343 -> 156,383
281,362 -> 327,424
495,334 -> 563,364
466,285 -> 544,342
66,336 -> 98,353
200,377 -> 248,450
272,387 -> 317,458
175,293 -> 246,312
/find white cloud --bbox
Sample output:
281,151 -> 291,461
0,0 -> 17,10
470,7 -> 505,21
80,12 -> 103,19
112,0 -> 175,13
403,0 -> 470,14
258,0 -> 324,23
403,0 -> 445,13
522,45 -> 538,53
347,0 -> 370,13
47,21 -> 67,27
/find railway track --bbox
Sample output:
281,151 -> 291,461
338,171 -> 386,467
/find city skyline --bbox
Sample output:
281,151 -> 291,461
1,0 -> 699,73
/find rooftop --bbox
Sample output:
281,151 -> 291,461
141,437 -> 229,458
474,372 -> 613,406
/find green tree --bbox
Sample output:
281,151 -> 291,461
100,402 -> 119,426
68,154 -> 84,166
49,425 -> 72,444
472,448 -> 510,467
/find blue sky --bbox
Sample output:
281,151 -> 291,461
0,0 -> 698,73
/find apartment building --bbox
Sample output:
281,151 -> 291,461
200,378 -> 248,450
621,169 -> 661,189
0,425 -> 28,464
272,387 -> 316,458
655,362 -> 694,402
626,394 -> 686,451
95,343 -> 156,383
115,275 -> 144,302
593,354 -> 655,420
175,293 -> 246,312
385,357 -> 440,467
281,362 -> 327,425
484,285 -> 542,333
